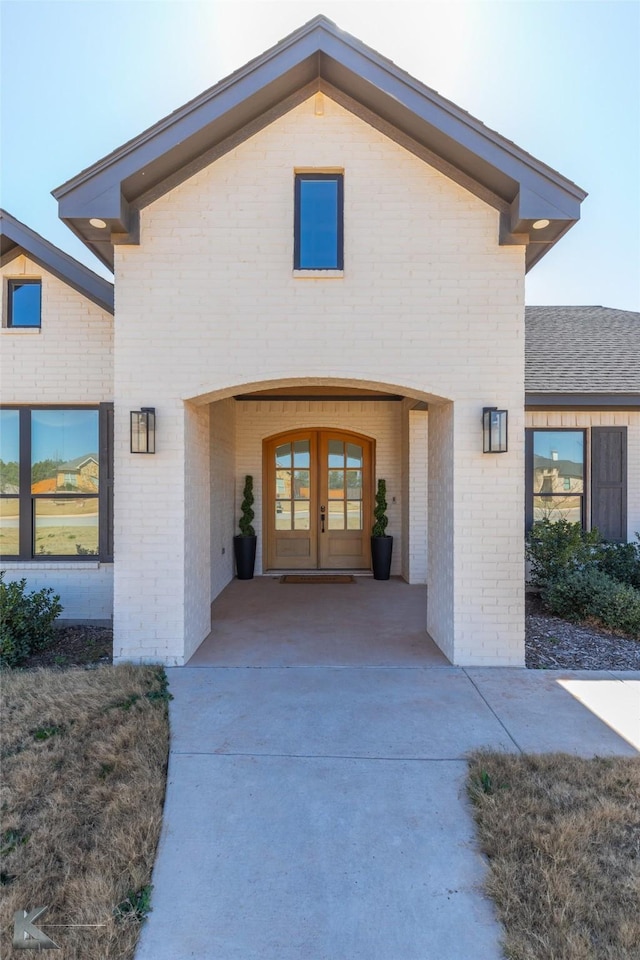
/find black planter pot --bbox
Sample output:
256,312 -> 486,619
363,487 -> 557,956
371,536 -> 393,581
233,535 -> 257,580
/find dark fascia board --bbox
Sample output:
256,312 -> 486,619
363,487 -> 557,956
526,393 -> 640,409
53,15 -> 586,272
0,210 -> 114,314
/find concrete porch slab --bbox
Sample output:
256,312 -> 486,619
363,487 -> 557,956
189,577 -> 448,667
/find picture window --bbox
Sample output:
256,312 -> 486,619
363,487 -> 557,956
294,173 -> 343,270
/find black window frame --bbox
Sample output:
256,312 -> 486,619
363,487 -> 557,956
525,428 -> 587,532
7,279 -> 42,328
0,404 -> 113,561
294,172 -> 344,271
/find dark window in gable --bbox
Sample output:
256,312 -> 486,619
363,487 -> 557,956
8,280 -> 41,328
294,173 -> 343,270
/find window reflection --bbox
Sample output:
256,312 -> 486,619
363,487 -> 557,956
32,410 -> 99,494
275,443 -> 291,468
346,443 -> 362,467
328,440 -> 344,468
297,177 -> 341,270
328,502 -> 345,530
0,410 -> 19,493
0,499 -> 19,556
533,496 -> 582,525
530,430 -> 585,529
34,499 -> 98,556
293,440 -> 310,468
533,431 -> 584,495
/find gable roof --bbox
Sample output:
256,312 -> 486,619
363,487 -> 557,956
525,306 -> 640,404
53,15 -> 586,272
0,210 -> 114,314
57,454 -> 99,471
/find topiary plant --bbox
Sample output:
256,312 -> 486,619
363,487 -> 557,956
238,475 -> 255,537
372,479 -> 389,537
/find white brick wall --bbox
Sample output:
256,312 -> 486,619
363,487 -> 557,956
1,255 -> 113,402
1,254 -> 114,621
112,93 -> 526,665
526,410 -> 640,541
0,562 -> 113,621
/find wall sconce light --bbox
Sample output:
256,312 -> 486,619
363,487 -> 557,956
130,408 -> 156,454
483,407 -> 508,453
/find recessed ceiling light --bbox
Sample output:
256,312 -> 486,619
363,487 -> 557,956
532,219 -> 550,230
89,218 -> 107,229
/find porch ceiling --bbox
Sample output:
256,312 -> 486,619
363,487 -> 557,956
234,386 -> 405,401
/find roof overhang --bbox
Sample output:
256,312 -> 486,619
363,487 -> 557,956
0,210 -> 114,313
53,15 -> 586,272
526,393 -> 640,409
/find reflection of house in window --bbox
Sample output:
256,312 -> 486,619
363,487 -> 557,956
533,456 -> 583,495
55,455 -> 99,492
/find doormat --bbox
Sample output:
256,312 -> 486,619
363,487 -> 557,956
280,575 -> 355,584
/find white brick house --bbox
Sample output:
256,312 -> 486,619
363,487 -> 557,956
1,17 -> 638,666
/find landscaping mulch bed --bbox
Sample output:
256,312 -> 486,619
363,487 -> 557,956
525,594 -> 640,671
20,624 -> 113,669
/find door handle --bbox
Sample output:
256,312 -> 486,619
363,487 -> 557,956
320,505 -> 326,534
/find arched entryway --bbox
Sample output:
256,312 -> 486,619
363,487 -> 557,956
264,428 -> 374,570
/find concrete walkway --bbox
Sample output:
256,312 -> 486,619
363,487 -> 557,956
136,584 -> 639,959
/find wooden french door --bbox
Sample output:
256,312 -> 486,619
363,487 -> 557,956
265,430 -> 373,570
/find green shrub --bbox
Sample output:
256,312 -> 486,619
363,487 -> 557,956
541,567 -> 613,621
526,519 -> 601,587
0,571 -> 62,668
595,536 -> 640,589
542,568 -> 640,638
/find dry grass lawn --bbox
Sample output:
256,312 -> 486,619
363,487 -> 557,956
1,665 -> 170,959
468,751 -> 640,960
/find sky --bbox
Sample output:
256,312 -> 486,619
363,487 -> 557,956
0,408 -> 98,462
1,0 -> 639,309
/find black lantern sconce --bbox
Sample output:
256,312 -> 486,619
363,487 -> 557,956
482,407 -> 508,453
130,408 -> 156,454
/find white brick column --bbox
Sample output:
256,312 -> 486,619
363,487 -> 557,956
113,400 -> 187,664
408,408 -> 428,584
184,402 -> 211,662
428,399 -> 525,666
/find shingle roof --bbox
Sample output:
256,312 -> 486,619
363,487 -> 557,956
57,454 -> 98,471
525,306 -> 640,395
